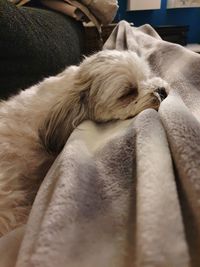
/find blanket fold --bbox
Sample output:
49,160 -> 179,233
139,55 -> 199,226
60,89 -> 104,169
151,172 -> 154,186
0,20 -> 200,267
135,109 -> 189,267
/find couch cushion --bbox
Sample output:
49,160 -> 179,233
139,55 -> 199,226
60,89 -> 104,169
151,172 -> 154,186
0,0 -> 85,99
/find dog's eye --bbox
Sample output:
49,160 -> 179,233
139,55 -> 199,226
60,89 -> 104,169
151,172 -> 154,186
118,87 -> 138,102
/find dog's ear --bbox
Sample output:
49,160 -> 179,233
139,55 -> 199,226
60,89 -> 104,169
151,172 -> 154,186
39,91 -> 88,154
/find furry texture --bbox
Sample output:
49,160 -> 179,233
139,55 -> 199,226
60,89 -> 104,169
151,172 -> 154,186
0,49 -> 168,236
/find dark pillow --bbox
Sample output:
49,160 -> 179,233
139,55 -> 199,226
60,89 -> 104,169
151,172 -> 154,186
0,0 -> 85,99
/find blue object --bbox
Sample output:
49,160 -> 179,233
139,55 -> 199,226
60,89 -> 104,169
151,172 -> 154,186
116,0 -> 200,43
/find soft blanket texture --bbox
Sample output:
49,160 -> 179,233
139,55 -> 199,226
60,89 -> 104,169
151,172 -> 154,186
0,21 -> 200,267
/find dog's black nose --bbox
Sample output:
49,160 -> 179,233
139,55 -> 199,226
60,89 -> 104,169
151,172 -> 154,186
155,87 -> 167,101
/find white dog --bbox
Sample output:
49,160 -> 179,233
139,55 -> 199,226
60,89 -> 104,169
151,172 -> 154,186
0,50 -> 168,235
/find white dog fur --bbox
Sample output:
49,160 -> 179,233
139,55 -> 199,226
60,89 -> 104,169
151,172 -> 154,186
0,50 -> 168,236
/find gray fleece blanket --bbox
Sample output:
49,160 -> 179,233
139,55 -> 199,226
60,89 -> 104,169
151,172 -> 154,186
0,21 -> 200,267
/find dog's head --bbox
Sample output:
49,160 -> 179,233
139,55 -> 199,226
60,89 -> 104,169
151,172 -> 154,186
39,50 -> 168,154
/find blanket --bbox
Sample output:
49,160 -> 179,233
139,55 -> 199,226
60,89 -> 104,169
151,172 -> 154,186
0,21 -> 200,267
10,0 -> 118,32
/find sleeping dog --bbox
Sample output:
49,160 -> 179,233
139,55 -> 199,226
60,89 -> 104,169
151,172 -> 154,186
0,50 -> 168,235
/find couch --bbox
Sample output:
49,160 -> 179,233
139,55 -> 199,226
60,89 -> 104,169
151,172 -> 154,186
0,0 -> 85,99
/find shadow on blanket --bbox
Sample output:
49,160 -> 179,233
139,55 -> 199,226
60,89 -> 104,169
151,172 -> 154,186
0,21 -> 200,267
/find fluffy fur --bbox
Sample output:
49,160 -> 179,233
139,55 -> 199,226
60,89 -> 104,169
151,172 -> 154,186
0,50 -> 168,236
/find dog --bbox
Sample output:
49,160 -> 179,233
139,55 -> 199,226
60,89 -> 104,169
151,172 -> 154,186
0,49 -> 168,236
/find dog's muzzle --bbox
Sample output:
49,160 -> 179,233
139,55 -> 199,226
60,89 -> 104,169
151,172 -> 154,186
154,87 -> 168,102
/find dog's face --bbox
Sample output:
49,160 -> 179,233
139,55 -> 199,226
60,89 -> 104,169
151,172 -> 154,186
76,50 -> 168,121
39,50 -> 168,153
